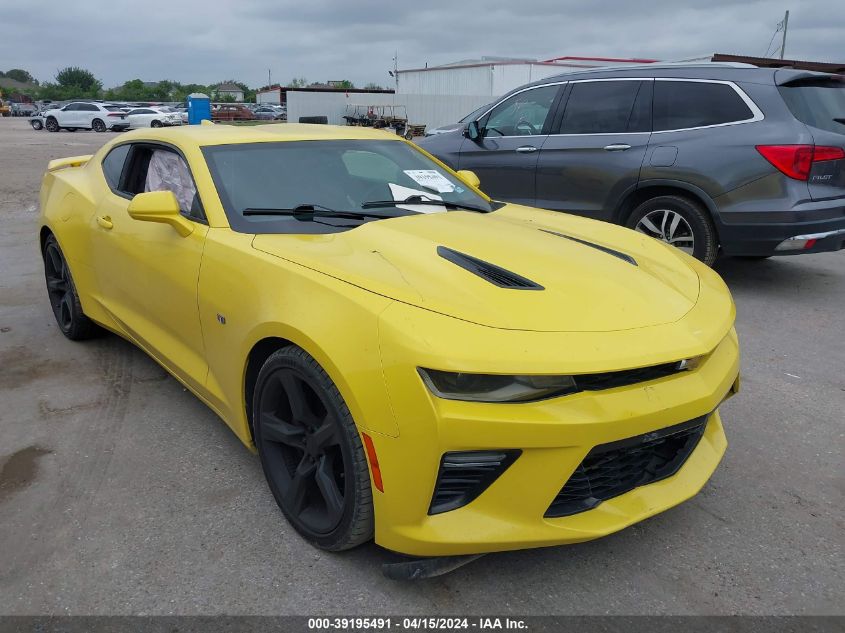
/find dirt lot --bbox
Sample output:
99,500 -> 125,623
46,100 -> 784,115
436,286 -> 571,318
0,117 -> 842,615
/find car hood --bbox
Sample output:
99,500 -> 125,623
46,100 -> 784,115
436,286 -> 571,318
252,205 -> 701,332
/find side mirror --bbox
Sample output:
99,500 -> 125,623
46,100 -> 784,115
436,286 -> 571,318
456,170 -> 481,189
127,191 -> 193,237
464,120 -> 482,142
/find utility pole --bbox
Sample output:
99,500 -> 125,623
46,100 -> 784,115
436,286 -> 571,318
393,51 -> 398,92
268,68 -> 272,88
780,10 -> 789,59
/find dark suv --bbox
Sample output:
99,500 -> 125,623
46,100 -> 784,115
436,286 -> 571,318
418,63 -> 845,264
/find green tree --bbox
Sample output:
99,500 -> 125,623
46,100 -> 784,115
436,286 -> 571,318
45,66 -> 102,99
363,82 -> 383,90
289,77 -> 308,88
335,79 -> 355,89
6,69 -> 37,85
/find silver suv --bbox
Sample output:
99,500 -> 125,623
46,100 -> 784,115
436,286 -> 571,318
418,64 -> 845,265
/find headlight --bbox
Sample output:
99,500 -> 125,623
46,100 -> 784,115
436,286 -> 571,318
418,368 -> 577,403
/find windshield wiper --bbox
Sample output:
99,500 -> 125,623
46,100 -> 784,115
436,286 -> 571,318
242,204 -> 399,220
361,195 -> 489,213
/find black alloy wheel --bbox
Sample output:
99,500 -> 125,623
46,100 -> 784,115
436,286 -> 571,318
45,116 -> 59,132
31,119 -> 43,130
42,235 -> 99,340
253,347 -> 373,551
92,118 -> 106,132
151,120 -> 162,128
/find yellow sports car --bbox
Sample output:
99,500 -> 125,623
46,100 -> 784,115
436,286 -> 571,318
38,123 -> 739,576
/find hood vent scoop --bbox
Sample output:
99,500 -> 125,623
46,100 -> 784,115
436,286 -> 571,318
437,246 -> 544,290
540,229 -> 637,266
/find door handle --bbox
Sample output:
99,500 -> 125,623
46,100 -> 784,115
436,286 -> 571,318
515,145 -> 538,153
603,143 -> 632,151
96,215 -> 113,230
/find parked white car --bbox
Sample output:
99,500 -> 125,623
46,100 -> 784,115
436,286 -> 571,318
125,107 -> 183,129
43,102 -> 130,132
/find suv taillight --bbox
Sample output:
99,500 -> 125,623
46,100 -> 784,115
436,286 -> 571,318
756,144 -> 845,180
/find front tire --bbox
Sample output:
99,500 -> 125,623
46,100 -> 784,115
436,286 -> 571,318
45,116 -> 59,132
253,346 -> 374,551
150,120 -> 162,128
627,195 -> 718,266
31,120 -> 43,130
42,235 -> 100,340
92,118 -> 106,132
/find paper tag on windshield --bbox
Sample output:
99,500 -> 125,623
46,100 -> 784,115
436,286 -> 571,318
403,170 -> 455,194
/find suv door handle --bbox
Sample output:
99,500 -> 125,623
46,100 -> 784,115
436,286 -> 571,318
96,215 -> 113,230
603,143 -> 632,151
515,145 -> 538,153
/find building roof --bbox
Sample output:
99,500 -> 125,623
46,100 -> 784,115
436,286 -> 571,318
398,55 -> 659,74
711,53 -> 845,74
257,85 -> 394,95
0,76 -> 37,91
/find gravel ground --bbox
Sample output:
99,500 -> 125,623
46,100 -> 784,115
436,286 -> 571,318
0,117 -> 842,615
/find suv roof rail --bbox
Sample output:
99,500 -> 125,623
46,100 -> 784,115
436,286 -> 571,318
545,61 -> 759,80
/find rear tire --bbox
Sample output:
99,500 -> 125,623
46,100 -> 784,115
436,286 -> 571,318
253,346 -> 374,551
92,118 -> 106,132
42,235 -> 100,340
627,195 -> 718,266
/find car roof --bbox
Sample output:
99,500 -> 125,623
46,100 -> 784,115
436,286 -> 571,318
113,123 -> 407,147
518,63 -> 832,90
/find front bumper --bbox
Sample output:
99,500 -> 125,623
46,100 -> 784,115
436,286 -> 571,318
366,283 -> 739,557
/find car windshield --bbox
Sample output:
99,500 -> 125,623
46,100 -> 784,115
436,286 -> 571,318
203,139 -> 497,234
460,103 -> 492,123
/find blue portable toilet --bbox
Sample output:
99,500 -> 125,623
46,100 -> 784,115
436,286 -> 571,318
187,93 -> 211,125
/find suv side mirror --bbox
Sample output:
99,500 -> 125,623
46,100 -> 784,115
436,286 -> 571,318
128,191 -> 193,237
464,120 -> 482,142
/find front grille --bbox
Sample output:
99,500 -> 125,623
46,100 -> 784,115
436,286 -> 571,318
545,415 -> 708,517
429,450 -> 520,515
575,361 -> 685,392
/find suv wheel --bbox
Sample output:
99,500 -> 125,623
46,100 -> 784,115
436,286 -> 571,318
627,195 -> 718,266
45,116 -> 59,132
92,118 -> 106,132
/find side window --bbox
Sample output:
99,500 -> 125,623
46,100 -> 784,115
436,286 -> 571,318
480,85 -> 560,137
122,146 -> 203,220
558,81 -> 649,134
653,81 -> 754,131
102,144 -> 131,189
64,103 -> 80,111
80,104 -> 99,112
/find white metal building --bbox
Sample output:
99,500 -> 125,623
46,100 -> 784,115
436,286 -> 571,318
396,56 -> 659,97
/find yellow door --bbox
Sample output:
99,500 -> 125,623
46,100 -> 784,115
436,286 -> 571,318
89,144 -> 209,389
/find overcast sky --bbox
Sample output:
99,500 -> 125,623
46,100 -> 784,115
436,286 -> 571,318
1,0 -> 841,89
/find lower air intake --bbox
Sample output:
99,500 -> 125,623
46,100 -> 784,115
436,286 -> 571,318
429,450 -> 520,515
545,416 -> 708,518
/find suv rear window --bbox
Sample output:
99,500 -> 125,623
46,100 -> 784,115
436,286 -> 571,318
653,81 -> 754,131
778,78 -> 845,135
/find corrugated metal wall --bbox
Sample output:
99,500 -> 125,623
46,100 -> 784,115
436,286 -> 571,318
398,63 -> 570,97
286,91 -> 490,130
397,66 -> 494,96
